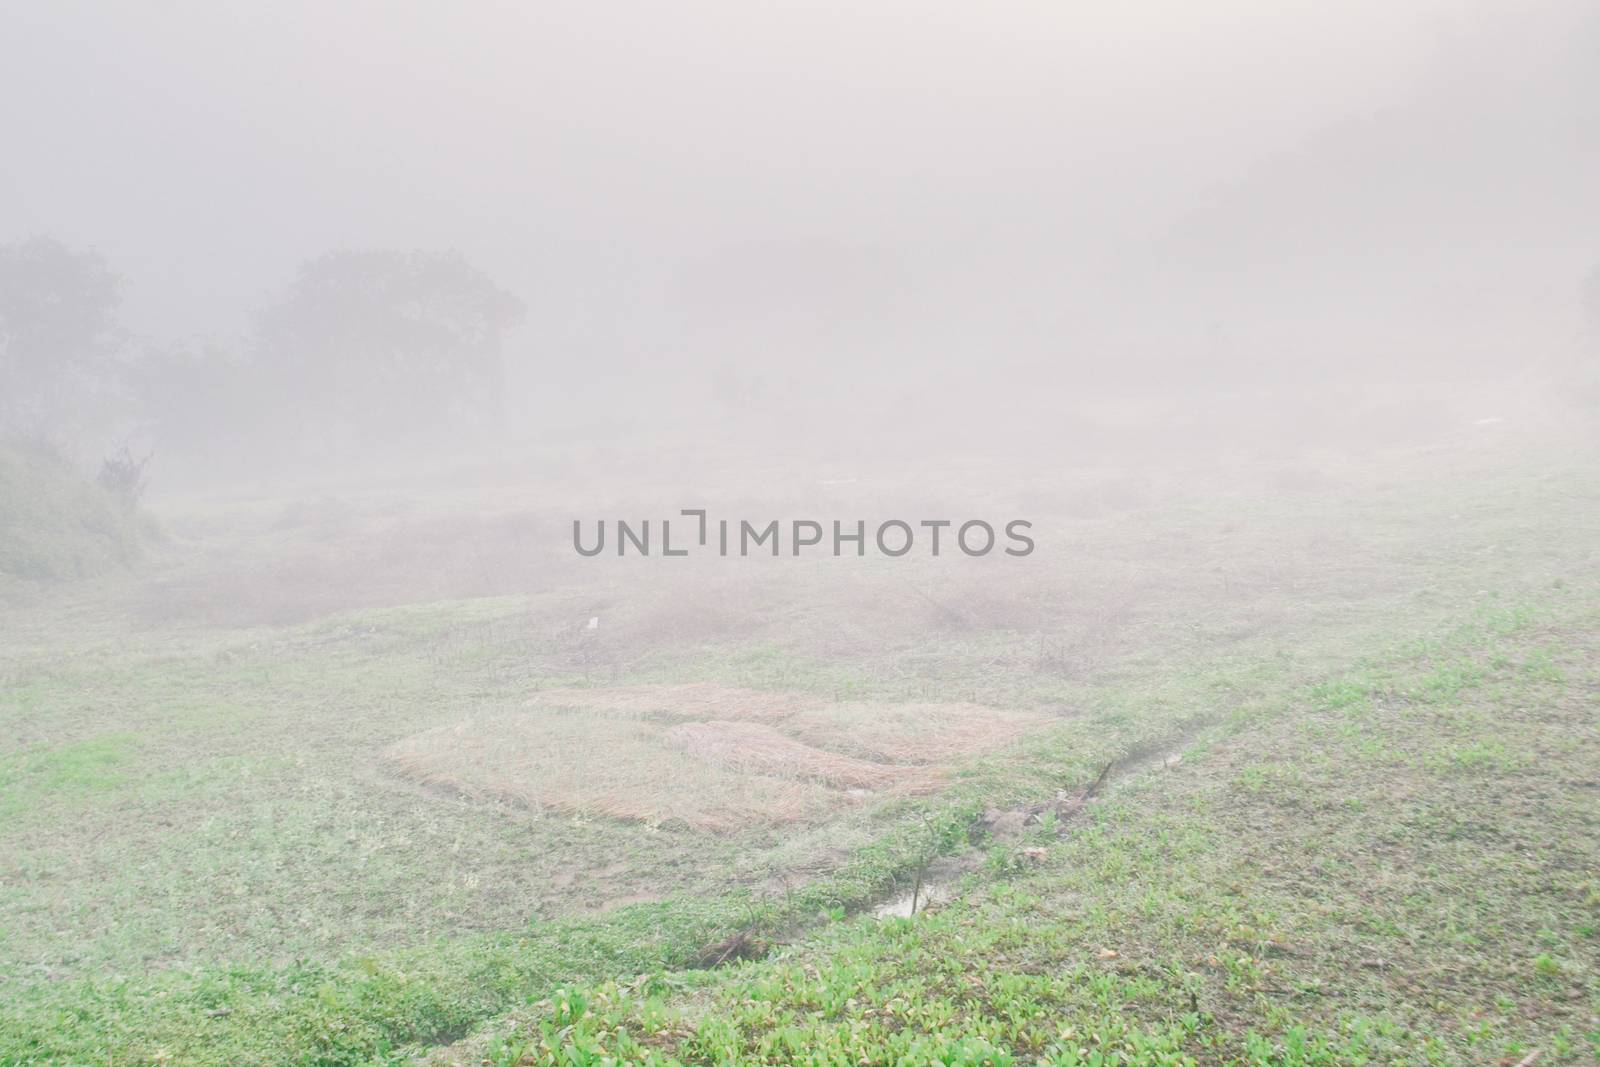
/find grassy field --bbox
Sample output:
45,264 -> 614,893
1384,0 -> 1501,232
443,592 -> 1599,1066
1,437 -> 1596,1064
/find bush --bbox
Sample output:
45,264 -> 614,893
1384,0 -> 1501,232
0,438 -> 147,587
96,445 -> 152,508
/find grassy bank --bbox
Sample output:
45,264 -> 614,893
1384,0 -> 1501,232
0,439 -> 147,591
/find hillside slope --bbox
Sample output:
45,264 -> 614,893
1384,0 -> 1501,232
0,440 -> 146,590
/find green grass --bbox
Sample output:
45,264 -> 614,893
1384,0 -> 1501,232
0,731 -> 140,818
5,593 -> 1595,1063
1,451 -> 1597,1063
0,438 -> 147,589
437,597 -> 1600,1066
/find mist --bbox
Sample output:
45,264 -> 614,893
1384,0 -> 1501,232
2,3 -> 1598,1064
5,0 -> 1596,472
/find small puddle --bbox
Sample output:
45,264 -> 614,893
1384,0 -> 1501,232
872,853 -> 978,918
874,880 -> 956,918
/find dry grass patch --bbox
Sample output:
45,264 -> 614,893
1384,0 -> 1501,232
383,709 -> 843,832
784,702 -> 1048,764
664,721 -> 930,791
529,682 -> 819,723
384,684 -> 1047,831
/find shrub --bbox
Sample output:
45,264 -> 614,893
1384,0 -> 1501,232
96,444 -> 152,508
0,438 -> 146,587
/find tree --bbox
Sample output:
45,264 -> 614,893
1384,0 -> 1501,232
254,250 -> 524,456
125,337 -> 267,481
0,236 -> 124,435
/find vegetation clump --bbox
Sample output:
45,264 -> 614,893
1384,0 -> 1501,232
0,439 -> 150,588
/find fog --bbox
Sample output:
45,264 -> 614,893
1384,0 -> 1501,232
5,0 -> 1597,477
3,5 -> 1600,1063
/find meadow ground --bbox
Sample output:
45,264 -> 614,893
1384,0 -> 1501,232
0,432 -> 1596,1063
446,591 -> 1599,1066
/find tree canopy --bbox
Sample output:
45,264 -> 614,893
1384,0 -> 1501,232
0,236 -> 123,432
254,249 -> 524,452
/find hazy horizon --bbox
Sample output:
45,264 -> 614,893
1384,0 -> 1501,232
6,0 -> 1596,453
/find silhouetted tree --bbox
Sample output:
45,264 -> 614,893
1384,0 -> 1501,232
0,236 -> 124,435
255,250 -> 524,456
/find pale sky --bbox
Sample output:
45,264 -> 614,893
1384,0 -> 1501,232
1,0 -> 1592,386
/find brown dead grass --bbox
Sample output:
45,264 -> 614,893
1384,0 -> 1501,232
784,702 -> 1048,764
664,721 -> 929,791
384,684 -> 1043,831
382,709 -> 844,832
529,682 -> 818,723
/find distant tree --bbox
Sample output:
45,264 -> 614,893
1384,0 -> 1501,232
0,236 -> 124,435
254,250 -> 524,455
126,338 -> 266,478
